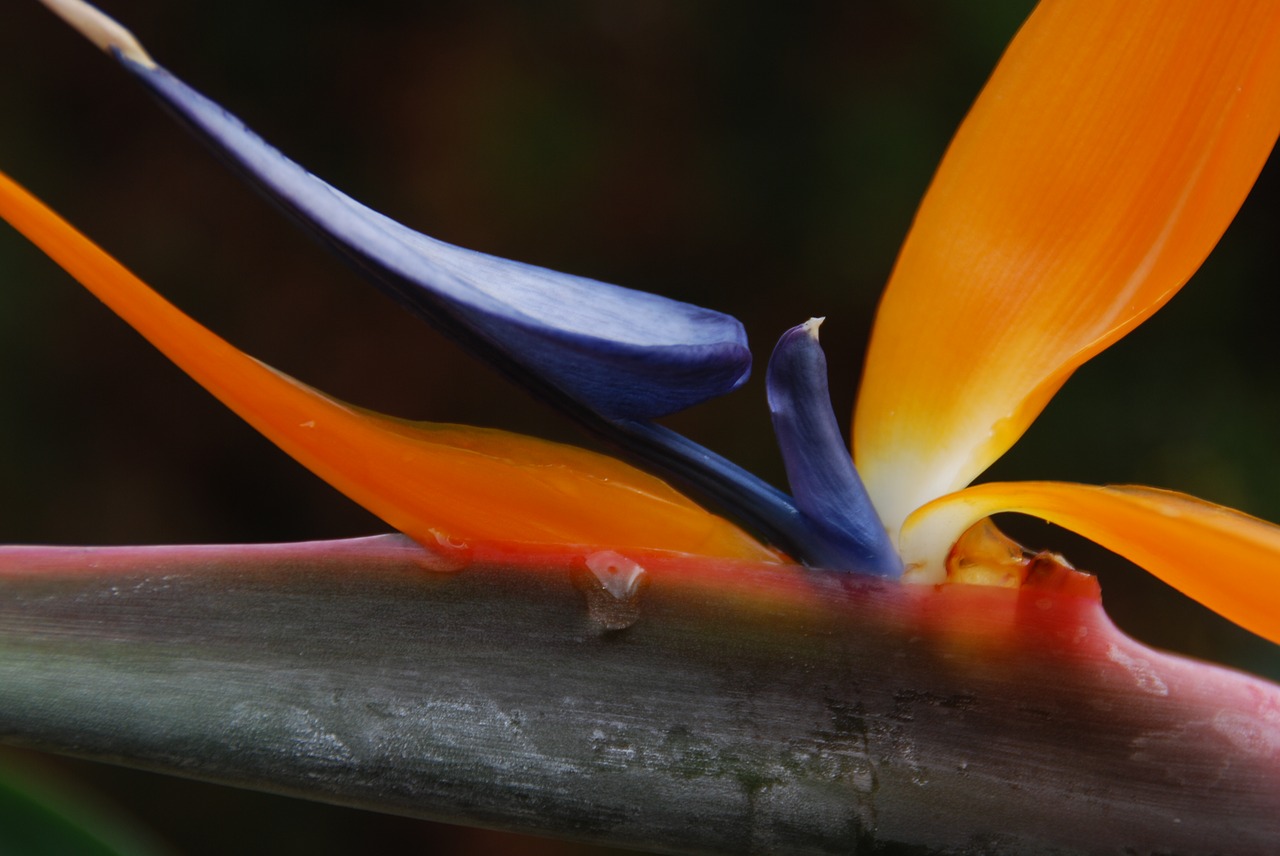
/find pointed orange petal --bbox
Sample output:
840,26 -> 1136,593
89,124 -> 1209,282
900,481 -> 1280,645
855,1 -> 1280,536
0,170 -> 778,562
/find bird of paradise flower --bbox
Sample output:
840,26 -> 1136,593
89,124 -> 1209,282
2,1 -> 1280,852
9,0 -> 1280,648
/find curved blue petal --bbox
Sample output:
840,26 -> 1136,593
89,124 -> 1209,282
116,56 -> 750,421
89,40 -> 865,569
767,320 -> 901,577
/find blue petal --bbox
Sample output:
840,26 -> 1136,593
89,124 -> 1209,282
116,56 -> 750,421
103,48 -> 873,570
767,320 -> 901,577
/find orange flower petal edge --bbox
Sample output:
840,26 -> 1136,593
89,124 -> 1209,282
855,0 -> 1280,537
0,170 -> 779,564
900,482 -> 1280,645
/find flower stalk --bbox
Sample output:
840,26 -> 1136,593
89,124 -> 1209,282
2,539 -> 1277,854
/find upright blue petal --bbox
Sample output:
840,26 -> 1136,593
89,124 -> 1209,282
116,57 -> 750,421
767,320 -> 901,577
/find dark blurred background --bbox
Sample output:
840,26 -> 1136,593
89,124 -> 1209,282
0,1 -> 1277,852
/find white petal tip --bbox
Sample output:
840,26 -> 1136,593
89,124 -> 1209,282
40,0 -> 155,69
802,316 -> 826,339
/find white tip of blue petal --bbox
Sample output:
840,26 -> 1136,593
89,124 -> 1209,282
40,0 -> 155,68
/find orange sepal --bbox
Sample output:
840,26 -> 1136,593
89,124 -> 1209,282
900,481 -> 1280,645
855,0 -> 1280,535
0,170 -> 780,563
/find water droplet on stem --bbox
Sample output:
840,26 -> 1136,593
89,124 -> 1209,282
572,550 -> 648,630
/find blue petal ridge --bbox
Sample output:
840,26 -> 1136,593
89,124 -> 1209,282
119,56 -> 751,421
767,320 -> 901,577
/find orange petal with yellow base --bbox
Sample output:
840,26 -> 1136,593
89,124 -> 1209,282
0,171 -> 779,563
854,0 -> 1280,536
899,481 -> 1280,645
